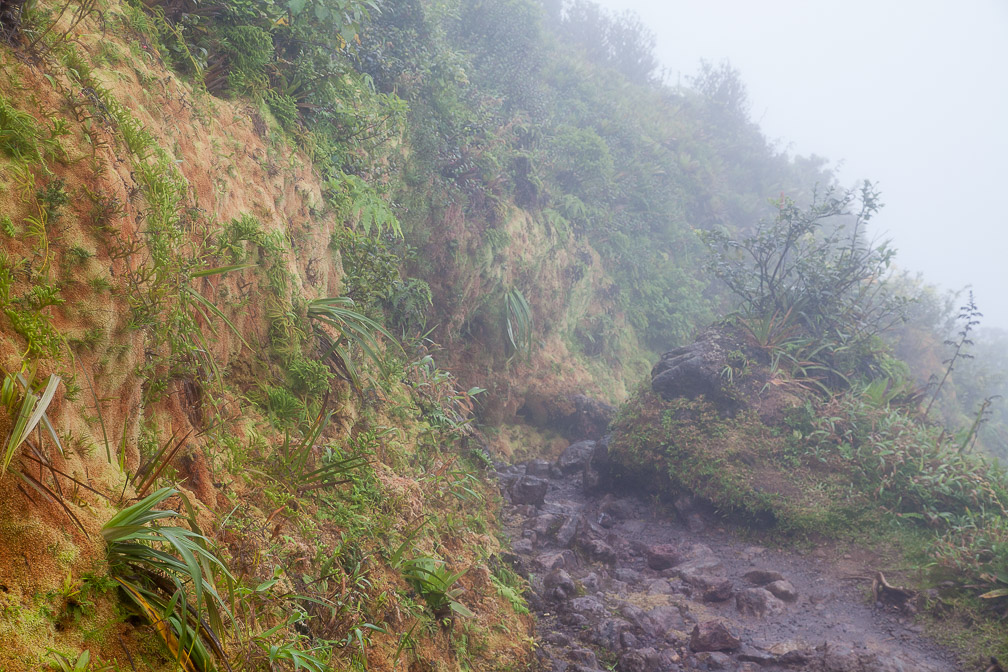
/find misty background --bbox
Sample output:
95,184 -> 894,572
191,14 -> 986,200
594,0 -> 1008,331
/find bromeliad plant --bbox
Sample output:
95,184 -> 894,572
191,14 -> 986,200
102,487 -> 233,672
307,296 -> 401,390
400,556 -> 474,622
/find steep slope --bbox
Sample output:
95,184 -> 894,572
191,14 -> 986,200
0,2 -> 532,670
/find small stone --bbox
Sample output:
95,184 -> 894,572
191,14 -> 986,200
689,620 -> 742,652
544,631 -> 569,646
570,596 -> 608,618
765,579 -> 798,602
543,568 -> 576,600
617,651 -> 646,672
555,515 -> 579,548
527,513 -> 562,538
735,587 -> 786,618
702,578 -> 734,602
511,538 -> 534,555
580,538 -> 617,564
535,552 -> 568,571
742,569 -> 785,585
645,543 -> 683,570
593,617 -> 633,650
706,651 -> 732,669
567,647 -> 598,667
619,630 -> 639,650
614,568 -> 642,583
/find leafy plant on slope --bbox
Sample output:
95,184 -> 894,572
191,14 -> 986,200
0,366 -> 87,532
401,556 -> 474,621
307,296 -> 401,390
102,487 -> 233,672
504,286 -> 533,359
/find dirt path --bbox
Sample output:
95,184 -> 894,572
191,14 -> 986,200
497,442 -> 964,672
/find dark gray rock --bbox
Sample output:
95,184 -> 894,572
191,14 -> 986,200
592,617 -> 633,649
647,605 -> 687,641
525,459 -> 553,478
617,650 -> 647,672
559,611 -> 590,628
528,513 -> 563,538
511,475 -> 548,505
689,620 -> 741,652
558,440 -> 596,474
651,327 -> 747,412
599,495 -> 636,520
694,651 -> 731,670
580,538 -> 617,564
511,538 -> 534,555
563,394 -> 616,441
570,596 -> 608,618
583,436 -> 612,493
554,515 -> 579,548
672,494 -> 707,533
643,648 -> 682,672
619,603 -> 655,635
567,647 -> 598,668
536,551 -> 574,572
696,577 -> 733,603
544,568 -> 577,601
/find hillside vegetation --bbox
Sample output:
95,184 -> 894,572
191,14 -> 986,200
0,0 -> 1006,670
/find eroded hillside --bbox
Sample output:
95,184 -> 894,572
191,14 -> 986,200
0,1 -> 536,669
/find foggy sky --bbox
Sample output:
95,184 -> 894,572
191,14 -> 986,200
593,0 -> 1008,330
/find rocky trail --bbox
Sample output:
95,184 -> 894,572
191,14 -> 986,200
495,438 -> 964,672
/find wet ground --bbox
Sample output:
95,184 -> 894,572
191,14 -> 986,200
497,442 -> 963,672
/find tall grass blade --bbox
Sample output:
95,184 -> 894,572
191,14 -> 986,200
2,372 -> 61,476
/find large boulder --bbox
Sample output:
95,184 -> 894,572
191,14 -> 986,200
651,327 -> 752,411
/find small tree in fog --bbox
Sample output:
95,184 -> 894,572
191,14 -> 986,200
700,181 -> 908,382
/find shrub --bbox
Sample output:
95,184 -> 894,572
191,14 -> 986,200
700,182 -> 908,385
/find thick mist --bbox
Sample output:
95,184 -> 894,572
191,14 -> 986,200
594,0 -> 1008,330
